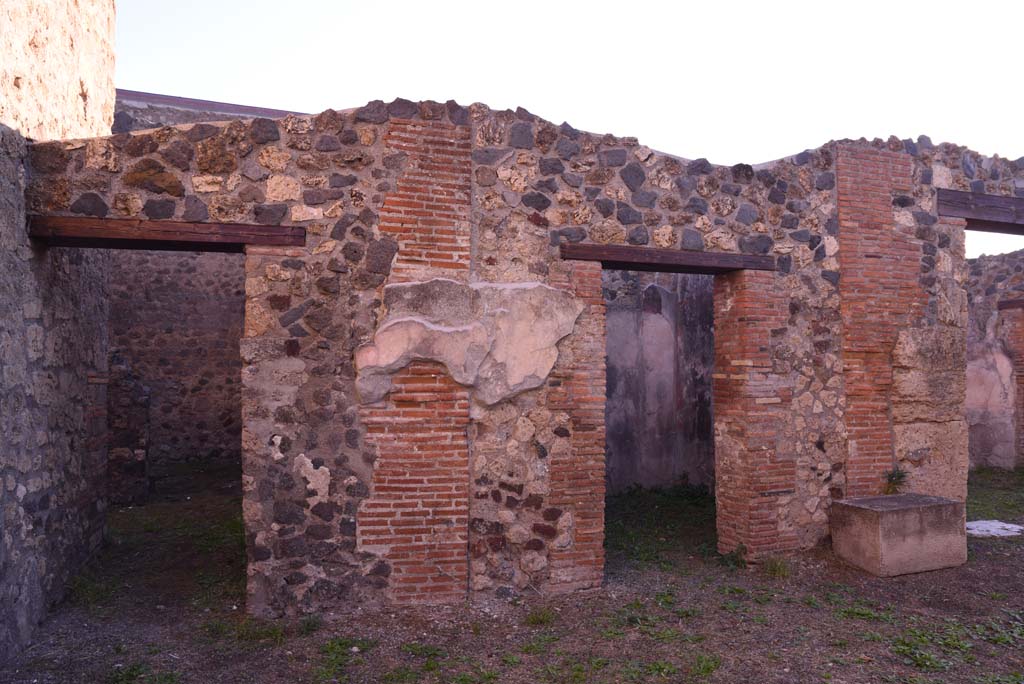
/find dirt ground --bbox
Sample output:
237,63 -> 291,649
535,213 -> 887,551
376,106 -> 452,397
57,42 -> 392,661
3,468 -> 1023,684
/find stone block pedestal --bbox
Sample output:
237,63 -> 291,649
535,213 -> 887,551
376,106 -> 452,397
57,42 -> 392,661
830,494 -> 967,576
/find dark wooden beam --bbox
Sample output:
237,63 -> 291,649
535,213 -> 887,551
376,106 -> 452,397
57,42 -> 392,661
937,189 -> 1024,235
28,215 -> 305,252
997,299 -> 1024,312
559,242 -> 776,274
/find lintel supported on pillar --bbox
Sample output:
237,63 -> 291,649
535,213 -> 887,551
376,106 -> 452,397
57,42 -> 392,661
28,215 -> 305,253
937,188 -> 1024,236
559,243 -> 776,275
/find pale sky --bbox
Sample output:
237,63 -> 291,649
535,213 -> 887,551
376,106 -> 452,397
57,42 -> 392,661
115,0 -> 1024,258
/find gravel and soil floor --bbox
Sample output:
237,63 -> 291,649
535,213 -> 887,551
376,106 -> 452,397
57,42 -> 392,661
3,467 -> 1023,684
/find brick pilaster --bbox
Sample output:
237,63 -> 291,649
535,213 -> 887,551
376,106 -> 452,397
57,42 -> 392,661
836,146 -> 923,497
712,269 -> 797,558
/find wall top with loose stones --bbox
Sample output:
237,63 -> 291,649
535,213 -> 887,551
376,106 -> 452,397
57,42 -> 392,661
23,97 -> 1024,279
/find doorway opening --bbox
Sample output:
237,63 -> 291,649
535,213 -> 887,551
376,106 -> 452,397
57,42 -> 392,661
603,268 -> 718,567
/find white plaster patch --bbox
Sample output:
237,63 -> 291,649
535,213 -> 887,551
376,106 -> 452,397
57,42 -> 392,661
966,520 -> 1023,537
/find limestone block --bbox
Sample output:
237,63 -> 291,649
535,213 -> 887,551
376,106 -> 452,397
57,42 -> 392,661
831,494 -> 967,576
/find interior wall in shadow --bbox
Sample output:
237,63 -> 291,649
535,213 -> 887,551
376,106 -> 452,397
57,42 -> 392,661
604,269 -> 715,494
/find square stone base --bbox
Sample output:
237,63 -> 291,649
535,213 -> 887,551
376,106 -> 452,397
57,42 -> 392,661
830,494 -> 967,576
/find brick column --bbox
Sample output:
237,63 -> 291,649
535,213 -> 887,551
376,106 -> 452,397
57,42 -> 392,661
1000,307 -> 1024,465
712,269 -> 796,558
545,260 -> 606,592
357,362 -> 471,603
836,146 -> 923,497
357,117 -> 474,603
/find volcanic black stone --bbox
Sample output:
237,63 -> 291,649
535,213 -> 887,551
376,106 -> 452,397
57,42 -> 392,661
632,190 -> 657,208
599,149 -> 627,167
731,163 -> 754,182
687,158 -> 713,175
562,172 -> 582,187
509,122 -> 534,149
892,195 -> 915,208
355,100 -> 389,123
446,100 -> 470,125
616,202 -> 643,225
768,187 -> 787,204
913,211 -> 937,226
736,204 -> 759,225
365,237 -> 399,274
721,182 -> 741,196
539,157 -> 564,175
255,203 -> 288,225
160,140 -> 194,170
681,229 -> 703,251
387,98 -> 419,118
781,214 -> 800,229
183,196 -> 209,222
962,153 -> 977,179
815,172 -> 835,190
69,192 -> 108,218
471,147 -> 510,165
143,198 -> 175,219
250,118 -> 281,144
627,227 -> 649,245
685,196 -> 708,214
739,234 -> 773,254
523,191 -> 552,211
790,229 -> 810,242
619,162 -> 646,191
556,138 -> 580,159
595,198 -> 615,217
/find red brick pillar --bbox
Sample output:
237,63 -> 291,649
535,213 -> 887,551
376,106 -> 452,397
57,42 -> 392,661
356,117 -> 474,603
712,269 -> 796,558
1000,306 -> 1024,464
835,146 -> 922,497
357,362 -> 471,603
545,260 -> 606,592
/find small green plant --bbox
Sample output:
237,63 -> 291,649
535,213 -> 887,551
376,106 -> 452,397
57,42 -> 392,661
762,556 -> 791,579
883,467 -> 909,495
382,666 -> 421,683
719,544 -> 747,569
500,653 -> 521,667
235,618 -> 285,644
521,633 -> 559,655
315,637 -> 377,682
835,603 -> 895,623
690,653 -> 722,678
524,607 -> 556,626
401,642 -> 447,659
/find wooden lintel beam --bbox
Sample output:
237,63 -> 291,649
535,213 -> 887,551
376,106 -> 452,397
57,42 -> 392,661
559,242 -> 776,275
28,215 -> 305,252
937,189 -> 1024,235
997,299 -> 1024,312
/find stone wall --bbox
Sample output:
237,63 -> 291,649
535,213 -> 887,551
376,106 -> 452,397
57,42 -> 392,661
0,0 -> 115,660
965,248 -> 1024,469
604,270 -> 714,494
25,97 -> 985,611
107,249 -> 244,492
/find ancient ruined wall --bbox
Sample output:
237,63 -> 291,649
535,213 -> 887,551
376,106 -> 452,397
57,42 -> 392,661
965,249 -> 1024,469
0,0 -> 115,660
603,270 -> 714,493
26,96 -> 984,606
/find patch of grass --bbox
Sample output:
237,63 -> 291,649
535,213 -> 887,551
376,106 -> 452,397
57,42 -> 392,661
315,637 -> 377,682
690,653 -> 722,678
968,468 -> 1024,521
524,607 -> 556,626
835,602 -> 895,623
762,556 -> 791,579
500,654 -> 521,667
382,666 -> 421,683
604,484 -> 715,565
521,633 -> 559,655
401,642 -> 447,659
